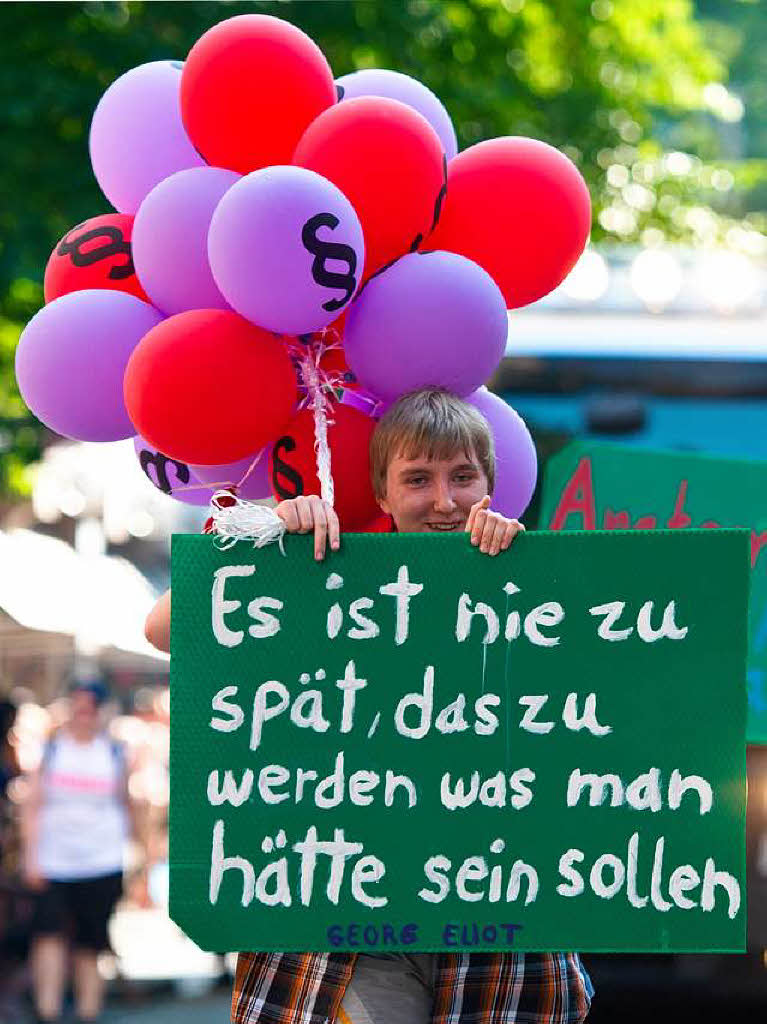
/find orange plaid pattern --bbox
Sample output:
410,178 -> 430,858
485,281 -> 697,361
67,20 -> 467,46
232,951 -> 592,1024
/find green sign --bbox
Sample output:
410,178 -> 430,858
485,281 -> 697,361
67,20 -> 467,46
170,530 -> 748,954
540,442 -> 767,744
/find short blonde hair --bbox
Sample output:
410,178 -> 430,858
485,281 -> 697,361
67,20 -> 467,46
370,388 -> 495,500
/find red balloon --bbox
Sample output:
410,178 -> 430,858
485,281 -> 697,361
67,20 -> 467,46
181,15 -> 336,173
268,403 -> 380,530
428,137 -> 592,309
44,214 -> 149,303
124,309 -> 297,465
326,309 -> 348,339
360,513 -> 394,534
294,96 -> 446,279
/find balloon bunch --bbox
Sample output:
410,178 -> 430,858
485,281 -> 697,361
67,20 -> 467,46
16,13 -> 591,526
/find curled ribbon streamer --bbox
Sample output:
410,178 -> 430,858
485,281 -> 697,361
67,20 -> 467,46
234,445 -> 267,492
162,480 -> 220,495
305,327 -> 386,418
299,348 -> 335,508
293,331 -> 346,405
207,490 -> 286,553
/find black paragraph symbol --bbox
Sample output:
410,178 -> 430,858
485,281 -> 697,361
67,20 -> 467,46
57,224 -> 134,281
271,436 -> 304,500
139,450 -> 190,495
431,153 -> 449,233
407,153 -> 449,253
301,212 -> 358,312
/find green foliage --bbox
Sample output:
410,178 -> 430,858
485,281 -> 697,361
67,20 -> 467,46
0,0 -> 763,497
698,0 -> 767,159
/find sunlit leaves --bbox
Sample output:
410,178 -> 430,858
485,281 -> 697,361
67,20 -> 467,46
0,0 -> 763,497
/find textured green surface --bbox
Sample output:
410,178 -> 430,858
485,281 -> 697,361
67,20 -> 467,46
170,530 -> 748,953
541,442 -> 767,744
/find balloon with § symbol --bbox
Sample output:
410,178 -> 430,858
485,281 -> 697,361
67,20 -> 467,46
44,214 -> 149,303
133,435 -> 217,506
208,165 -> 365,335
293,96 -> 445,280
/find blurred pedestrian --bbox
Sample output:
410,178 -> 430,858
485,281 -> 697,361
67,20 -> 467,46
0,699 -> 19,801
1,698 -> 21,877
1,697 -> 33,1024
20,681 -> 135,1024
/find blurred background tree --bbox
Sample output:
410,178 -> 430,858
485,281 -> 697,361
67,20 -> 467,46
1,0 -> 764,499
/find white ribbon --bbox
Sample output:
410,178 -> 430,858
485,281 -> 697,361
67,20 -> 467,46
299,349 -> 335,508
208,491 -> 286,553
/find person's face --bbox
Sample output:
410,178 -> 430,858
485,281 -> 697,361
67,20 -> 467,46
378,447 -> 489,533
70,690 -> 99,730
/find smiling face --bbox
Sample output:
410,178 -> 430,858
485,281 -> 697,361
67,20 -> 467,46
378,446 -> 490,533
370,388 -> 495,532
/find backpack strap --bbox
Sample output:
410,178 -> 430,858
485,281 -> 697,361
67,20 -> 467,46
41,733 -> 126,781
40,735 -> 57,774
109,738 -> 126,778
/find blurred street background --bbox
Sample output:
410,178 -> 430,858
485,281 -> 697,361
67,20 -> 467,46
1,2 -> 766,1022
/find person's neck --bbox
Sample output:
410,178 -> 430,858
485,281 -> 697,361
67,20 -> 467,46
68,725 -> 97,744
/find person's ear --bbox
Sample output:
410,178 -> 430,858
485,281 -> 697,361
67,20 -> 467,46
378,491 -> 391,515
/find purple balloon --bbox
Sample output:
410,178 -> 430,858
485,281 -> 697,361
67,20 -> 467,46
191,450 -> 271,501
16,290 -> 163,442
133,436 -> 217,506
336,69 -> 457,160
208,165 -> 365,335
90,61 -> 206,214
344,251 -> 507,401
467,387 -> 537,519
133,167 -> 240,315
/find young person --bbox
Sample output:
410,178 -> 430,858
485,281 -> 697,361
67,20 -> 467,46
145,388 -> 593,1023
21,681 -> 133,1024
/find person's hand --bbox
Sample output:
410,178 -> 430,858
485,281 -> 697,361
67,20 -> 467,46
275,495 -> 340,561
466,495 -> 525,556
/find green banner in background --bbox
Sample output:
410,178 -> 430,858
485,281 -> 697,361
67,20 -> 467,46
169,530 -> 747,954
540,442 -> 767,744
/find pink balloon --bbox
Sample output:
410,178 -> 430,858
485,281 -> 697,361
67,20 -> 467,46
133,167 -> 240,315
16,290 -> 163,442
344,251 -> 507,401
467,388 -> 537,519
90,61 -> 205,214
208,165 -> 365,335
133,435 -> 216,506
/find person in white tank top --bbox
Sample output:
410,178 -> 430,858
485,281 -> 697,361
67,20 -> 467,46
21,681 -> 135,1024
